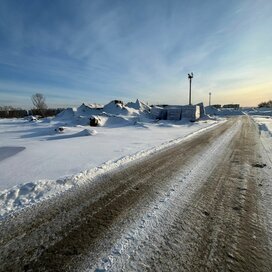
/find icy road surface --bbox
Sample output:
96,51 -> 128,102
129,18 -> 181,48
0,116 -> 272,271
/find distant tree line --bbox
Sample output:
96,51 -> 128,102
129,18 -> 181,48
0,107 -> 64,118
0,106 -> 28,118
29,108 -> 64,117
258,100 -> 272,108
0,93 -> 64,118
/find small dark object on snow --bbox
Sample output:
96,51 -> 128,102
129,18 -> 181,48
252,163 -> 267,168
237,187 -> 247,191
90,116 -> 99,126
202,211 -> 210,216
55,127 -> 64,132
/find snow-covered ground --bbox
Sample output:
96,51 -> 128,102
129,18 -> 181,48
0,100 -> 221,217
1,101 -> 271,218
251,113 -> 272,248
252,116 -> 272,136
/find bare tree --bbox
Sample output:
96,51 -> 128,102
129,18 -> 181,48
31,93 -> 47,116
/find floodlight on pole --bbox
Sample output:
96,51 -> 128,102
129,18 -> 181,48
188,72 -> 193,105
209,92 -> 211,106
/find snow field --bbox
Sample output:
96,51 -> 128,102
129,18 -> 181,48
253,115 -> 272,248
0,117 -> 221,218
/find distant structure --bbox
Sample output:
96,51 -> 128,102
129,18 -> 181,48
209,92 -> 211,106
211,104 -> 221,109
150,72 -> 204,121
188,72 -> 193,105
150,104 -> 201,122
197,102 -> 205,118
223,104 -> 240,109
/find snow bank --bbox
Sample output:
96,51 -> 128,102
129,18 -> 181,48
205,106 -> 272,118
205,106 -> 245,116
246,108 -> 272,117
0,180 -> 76,217
253,116 -> 272,136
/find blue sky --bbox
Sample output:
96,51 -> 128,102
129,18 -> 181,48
0,0 -> 271,108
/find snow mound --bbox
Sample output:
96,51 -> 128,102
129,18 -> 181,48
205,106 -> 245,116
77,128 -> 97,136
90,114 -> 134,127
126,99 -> 150,112
102,100 -> 138,116
99,115 -> 134,127
56,107 -> 76,120
26,115 -> 38,122
0,179 -> 77,218
246,108 -> 272,116
48,128 -> 97,140
54,99 -> 153,128
76,103 -> 98,117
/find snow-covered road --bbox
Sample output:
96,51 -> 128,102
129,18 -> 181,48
0,116 -> 271,271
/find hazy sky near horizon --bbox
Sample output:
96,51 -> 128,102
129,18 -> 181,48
0,0 -> 271,108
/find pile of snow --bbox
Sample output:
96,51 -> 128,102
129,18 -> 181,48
205,106 -> 245,116
85,103 -> 104,109
50,126 -> 98,140
24,115 -> 38,122
77,128 -> 97,136
102,100 -> 138,116
54,99 -> 149,127
91,114 -> 134,127
253,116 -> 272,136
0,179 -> 78,217
56,107 -> 76,120
245,107 -> 272,117
126,99 -> 151,112
76,103 -> 100,117
206,106 -> 272,117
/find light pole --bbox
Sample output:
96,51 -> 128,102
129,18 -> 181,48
209,92 -> 211,106
188,72 -> 193,105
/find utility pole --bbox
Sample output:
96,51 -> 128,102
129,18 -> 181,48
209,92 -> 211,106
188,72 -> 193,105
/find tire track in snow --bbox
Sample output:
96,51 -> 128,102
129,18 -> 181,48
87,119 -> 241,272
